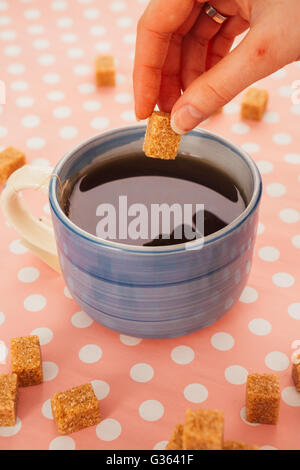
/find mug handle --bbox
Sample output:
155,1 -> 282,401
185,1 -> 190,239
0,165 -> 61,273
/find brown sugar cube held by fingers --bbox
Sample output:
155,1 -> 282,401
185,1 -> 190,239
182,409 -> 224,450
224,440 -> 259,450
95,56 -> 116,87
241,87 -> 269,121
0,147 -> 26,185
10,335 -> 43,387
246,373 -> 280,425
292,348 -> 300,392
51,383 -> 101,434
166,423 -> 183,450
0,374 -> 18,426
143,111 -> 181,160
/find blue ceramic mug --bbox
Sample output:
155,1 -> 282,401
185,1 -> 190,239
1,126 -> 262,338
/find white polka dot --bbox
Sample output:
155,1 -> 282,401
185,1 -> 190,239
31,327 -> 53,345
272,272 -> 295,288
278,85 -> 293,97
79,344 -> 102,363
248,318 -> 272,336
0,126 -> 7,137
262,111 -> 280,123
67,47 -> 84,59
94,41 -> 112,53
257,160 -> 273,174
115,92 -> 132,104
282,386 -> 300,407
4,45 -> 22,56
232,123 -> 250,135
273,133 -> 292,145
71,310 -> 94,328
211,332 -> 235,351
290,104 -> 300,116
42,361 -> 59,381
43,73 -> 60,85
90,117 -> 109,130
91,380 -> 110,400
26,137 -> 46,149
59,126 -> 78,139
24,8 -> 41,20
11,80 -> 28,91
10,239 -> 28,254
0,417 -> 22,437
61,32 -> 77,43
171,345 -> 195,364
184,383 -> 208,403
31,157 -> 50,167
0,29 -> 16,41
38,53 -> 56,66
43,203 -> 50,215
33,38 -> 50,50
123,33 -> 136,45
116,73 -> 126,85
120,335 -> 142,346
83,100 -> 101,111
51,1 -> 68,11
27,24 -> 44,35
64,286 -> 72,298
84,8 -> 100,19
258,246 -> 280,262
265,351 -> 289,371
241,142 -> 260,153
240,407 -> 260,426
284,153 -> 300,164
90,25 -> 106,36
110,1 -> 126,12
266,182 -> 286,197
7,63 -> 25,75
116,16 -> 133,27
96,419 -> 121,441
42,399 -> 53,419
16,96 -> 34,107
120,109 -> 135,122
53,106 -> 71,119
0,312 -> 5,326
271,68 -> 287,80
73,64 -> 91,76
18,266 -> 40,283
239,286 -> 258,303
130,363 -> 154,383
22,114 -> 40,128
49,436 -> 75,450
153,441 -> 167,450
292,235 -> 300,249
56,16 -> 73,28
280,208 -> 300,224
78,83 -> 95,94
225,365 -> 248,385
24,294 -> 46,312
139,400 -> 164,421
260,445 -> 278,450
0,15 -> 10,26
0,2 -> 8,12
47,90 -> 65,101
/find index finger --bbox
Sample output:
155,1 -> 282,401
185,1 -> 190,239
133,0 -> 196,120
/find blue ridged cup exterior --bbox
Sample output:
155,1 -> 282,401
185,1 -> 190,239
49,126 -> 262,338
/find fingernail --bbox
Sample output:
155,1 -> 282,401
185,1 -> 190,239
171,104 -> 204,134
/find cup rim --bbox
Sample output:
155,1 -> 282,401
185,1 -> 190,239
49,125 -> 262,255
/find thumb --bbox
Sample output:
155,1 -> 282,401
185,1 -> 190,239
171,28 -> 281,134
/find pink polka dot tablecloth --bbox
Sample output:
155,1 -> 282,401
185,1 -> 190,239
0,0 -> 300,451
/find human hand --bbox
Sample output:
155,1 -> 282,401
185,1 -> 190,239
133,0 -> 300,133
